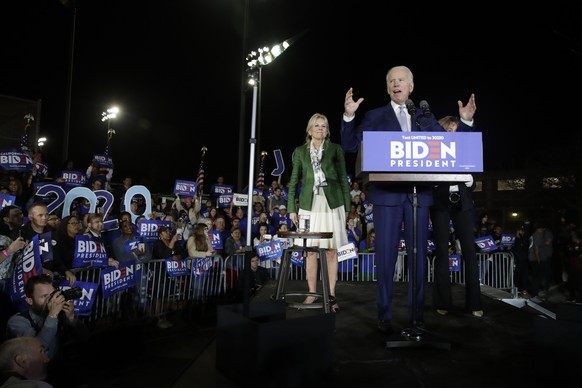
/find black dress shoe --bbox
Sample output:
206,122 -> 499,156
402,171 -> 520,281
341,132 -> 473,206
377,320 -> 394,334
415,319 -> 425,330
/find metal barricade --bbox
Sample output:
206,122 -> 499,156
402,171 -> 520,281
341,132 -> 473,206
353,252 -> 515,292
70,255 -> 227,327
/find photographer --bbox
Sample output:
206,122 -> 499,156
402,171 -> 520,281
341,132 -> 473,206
5,275 -> 89,387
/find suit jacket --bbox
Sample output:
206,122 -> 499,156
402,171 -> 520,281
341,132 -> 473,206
340,103 -> 473,207
286,140 -> 351,214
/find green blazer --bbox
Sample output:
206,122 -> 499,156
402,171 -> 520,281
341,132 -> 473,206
287,140 -> 352,214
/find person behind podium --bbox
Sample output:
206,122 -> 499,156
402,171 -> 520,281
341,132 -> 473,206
340,65 -> 476,333
431,115 -> 483,318
287,113 -> 351,313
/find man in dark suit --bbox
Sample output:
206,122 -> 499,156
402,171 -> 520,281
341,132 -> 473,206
431,116 -> 483,318
340,65 -> 476,334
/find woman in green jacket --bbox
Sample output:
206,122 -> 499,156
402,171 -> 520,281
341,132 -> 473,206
287,113 -> 351,312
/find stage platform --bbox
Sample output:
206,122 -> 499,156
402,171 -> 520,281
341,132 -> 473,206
84,280 -> 580,388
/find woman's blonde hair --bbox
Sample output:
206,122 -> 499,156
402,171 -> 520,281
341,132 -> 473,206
304,113 -> 330,146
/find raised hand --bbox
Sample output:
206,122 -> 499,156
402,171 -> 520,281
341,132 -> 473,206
344,87 -> 364,118
458,93 -> 476,122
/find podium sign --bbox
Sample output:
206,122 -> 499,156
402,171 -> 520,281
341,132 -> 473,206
360,132 -> 483,174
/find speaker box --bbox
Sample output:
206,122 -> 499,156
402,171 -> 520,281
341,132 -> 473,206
216,300 -> 335,388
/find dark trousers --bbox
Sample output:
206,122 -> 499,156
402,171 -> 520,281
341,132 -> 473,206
374,202 -> 430,322
431,206 -> 482,312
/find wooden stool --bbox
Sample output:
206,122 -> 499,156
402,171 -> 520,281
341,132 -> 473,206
274,231 -> 333,313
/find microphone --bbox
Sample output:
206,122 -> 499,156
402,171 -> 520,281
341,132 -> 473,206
405,99 -> 416,116
419,100 -> 431,118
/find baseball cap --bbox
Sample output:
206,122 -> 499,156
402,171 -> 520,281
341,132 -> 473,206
279,205 -> 286,210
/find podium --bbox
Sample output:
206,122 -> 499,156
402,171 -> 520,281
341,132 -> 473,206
356,132 -> 482,350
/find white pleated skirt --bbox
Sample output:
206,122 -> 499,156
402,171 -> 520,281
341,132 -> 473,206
296,187 -> 348,249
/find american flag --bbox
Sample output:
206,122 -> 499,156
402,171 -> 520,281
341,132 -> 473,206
196,147 -> 207,194
255,151 -> 267,190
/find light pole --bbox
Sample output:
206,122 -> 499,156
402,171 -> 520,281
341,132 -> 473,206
243,39 -> 292,247
101,106 -> 119,155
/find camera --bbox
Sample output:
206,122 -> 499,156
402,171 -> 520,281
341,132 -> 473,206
51,286 -> 83,301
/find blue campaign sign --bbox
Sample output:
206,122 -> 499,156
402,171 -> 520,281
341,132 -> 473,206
139,220 -> 171,242
0,193 -> 17,210
256,240 -> 283,261
166,259 -> 190,277
211,184 -> 234,197
73,235 -> 108,268
174,179 -> 197,196
93,153 -> 114,168
60,170 -> 86,186
362,132 -> 483,172
501,233 -> 516,248
449,254 -> 461,272
475,235 -> 498,252
208,230 -> 223,250
58,280 -> 98,317
0,149 -> 34,171
101,260 -> 140,298
217,194 -> 233,208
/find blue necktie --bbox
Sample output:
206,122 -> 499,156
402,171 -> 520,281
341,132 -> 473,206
398,105 -> 409,132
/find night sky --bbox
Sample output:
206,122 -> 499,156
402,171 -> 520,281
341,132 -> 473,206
2,0 -> 581,193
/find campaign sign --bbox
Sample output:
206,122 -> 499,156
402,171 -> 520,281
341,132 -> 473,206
101,259 -> 140,298
290,250 -> 304,267
9,235 -> 44,304
211,184 -> 234,197
501,233 -> 515,248
93,153 -> 114,168
365,212 -> 373,223
0,193 -> 16,210
34,161 -> 48,179
73,235 -> 108,268
362,131 -> 483,172
427,239 -> 435,253
103,218 -> 118,232
208,230 -> 223,250
125,238 -> 142,253
57,280 -> 98,317
139,220 -> 171,242
217,194 -> 233,208
449,254 -> 461,272
36,232 -> 54,264
232,193 -> 248,207
271,149 -> 285,176
256,240 -> 283,262
338,242 -> 357,262
191,257 -> 214,277
60,170 -> 86,186
475,235 -> 498,252
0,149 -> 34,171
174,179 -> 197,196
277,238 -> 293,249
166,259 -> 190,277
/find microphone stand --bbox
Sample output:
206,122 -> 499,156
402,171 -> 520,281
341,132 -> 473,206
385,104 -> 450,350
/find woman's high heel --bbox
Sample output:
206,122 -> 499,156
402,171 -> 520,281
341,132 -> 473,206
329,296 -> 340,313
